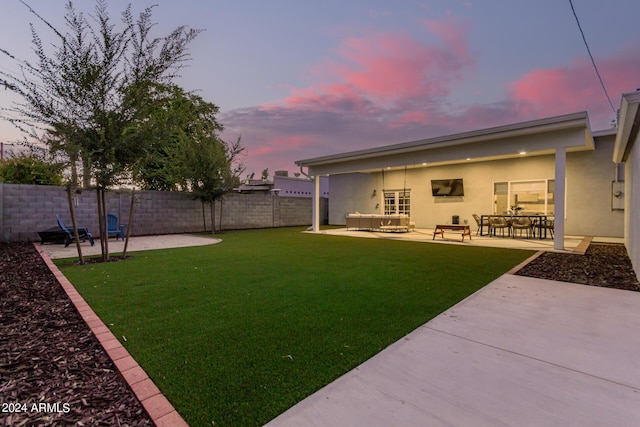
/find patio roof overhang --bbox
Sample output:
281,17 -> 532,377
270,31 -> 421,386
614,91 -> 640,163
296,112 -> 595,176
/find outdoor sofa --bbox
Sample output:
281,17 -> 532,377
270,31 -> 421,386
345,213 -> 413,232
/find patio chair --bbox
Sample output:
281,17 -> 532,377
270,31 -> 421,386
56,214 -> 95,247
511,217 -> 533,239
106,214 -> 126,240
488,216 -> 510,237
472,214 -> 489,236
541,218 -> 554,238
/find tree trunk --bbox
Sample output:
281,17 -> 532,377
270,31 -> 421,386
69,153 -> 79,189
96,189 -> 104,258
210,200 -> 215,235
81,155 -> 91,189
219,197 -> 223,232
66,187 -> 84,264
96,189 -> 107,261
101,188 -> 109,261
122,189 -> 135,258
202,201 -> 207,232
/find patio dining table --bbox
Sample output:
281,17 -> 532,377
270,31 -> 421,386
480,214 -> 549,239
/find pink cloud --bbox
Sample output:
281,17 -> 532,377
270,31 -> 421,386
510,61 -> 601,116
279,84 -> 373,113
278,16 -> 473,111
249,136 -> 313,166
510,48 -> 640,128
222,12 -> 640,175
422,17 -> 470,60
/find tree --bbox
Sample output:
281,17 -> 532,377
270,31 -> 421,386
1,0 -> 200,261
125,83 -> 245,233
181,135 -> 245,234
216,136 -> 246,231
0,152 -> 63,185
128,83 -> 224,191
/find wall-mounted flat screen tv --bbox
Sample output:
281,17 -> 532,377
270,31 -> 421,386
431,179 -> 464,196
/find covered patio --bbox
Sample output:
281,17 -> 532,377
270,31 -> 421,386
311,227 -> 623,254
297,112 -> 623,253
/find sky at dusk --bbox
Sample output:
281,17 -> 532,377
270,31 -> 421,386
1,1 -> 640,177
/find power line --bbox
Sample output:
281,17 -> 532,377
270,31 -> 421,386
568,0 -> 616,115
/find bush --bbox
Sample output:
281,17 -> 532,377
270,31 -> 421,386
0,153 -> 64,185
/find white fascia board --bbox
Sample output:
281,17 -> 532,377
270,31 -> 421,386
614,91 -> 640,163
296,112 -> 590,168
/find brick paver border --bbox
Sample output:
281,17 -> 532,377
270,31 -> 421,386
34,243 -> 188,427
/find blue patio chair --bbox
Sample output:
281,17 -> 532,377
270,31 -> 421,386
56,214 -> 95,247
106,214 -> 126,240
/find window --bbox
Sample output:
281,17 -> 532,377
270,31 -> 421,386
493,180 -> 554,215
384,190 -> 410,215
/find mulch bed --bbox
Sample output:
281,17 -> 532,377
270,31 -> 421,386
0,242 -> 152,426
516,243 -> 640,292
1,240 -> 638,426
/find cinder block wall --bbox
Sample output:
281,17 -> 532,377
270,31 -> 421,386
0,183 -> 327,242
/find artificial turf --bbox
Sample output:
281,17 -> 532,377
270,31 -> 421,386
57,227 -> 533,426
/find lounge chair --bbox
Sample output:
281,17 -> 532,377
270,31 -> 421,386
106,214 -> 126,240
56,214 -> 95,247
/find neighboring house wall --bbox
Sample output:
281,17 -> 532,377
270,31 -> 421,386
0,184 -> 326,242
329,136 -> 623,237
274,175 -> 329,198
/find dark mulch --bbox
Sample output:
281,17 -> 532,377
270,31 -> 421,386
516,243 -> 640,292
0,242 -> 152,427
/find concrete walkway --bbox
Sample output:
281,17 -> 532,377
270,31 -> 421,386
267,274 -> 640,426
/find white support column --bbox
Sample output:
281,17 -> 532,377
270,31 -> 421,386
554,147 -> 566,250
312,174 -> 320,232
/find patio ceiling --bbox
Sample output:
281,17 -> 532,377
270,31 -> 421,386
296,112 -> 595,176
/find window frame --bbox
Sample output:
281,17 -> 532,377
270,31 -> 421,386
383,189 -> 411,216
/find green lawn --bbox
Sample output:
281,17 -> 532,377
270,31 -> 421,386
57,227 -> 533,427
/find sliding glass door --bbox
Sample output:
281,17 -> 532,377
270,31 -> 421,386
493,180 -> 554,216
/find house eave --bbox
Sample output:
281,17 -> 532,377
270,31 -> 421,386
296,112 -> 592,169
614,91 -> 640,163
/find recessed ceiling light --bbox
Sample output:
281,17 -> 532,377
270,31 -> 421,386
422,162 -> 427,166
519,151 -> 527,155
466,158 -> 471,161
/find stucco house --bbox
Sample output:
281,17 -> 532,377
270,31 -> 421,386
613,91 -> 640,279
235,172 -> 329,198
296,110 -> 628,257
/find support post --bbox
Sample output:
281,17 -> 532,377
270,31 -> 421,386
312,174 -> 320,232
554,147 -> 566,250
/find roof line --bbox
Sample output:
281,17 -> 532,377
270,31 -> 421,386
614,91 -> 640,163
296,111 -> 590,166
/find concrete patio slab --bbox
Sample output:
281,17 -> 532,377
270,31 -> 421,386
40,233 -> 220,259
266,275 -> 640,427
314,227 -> 624,253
